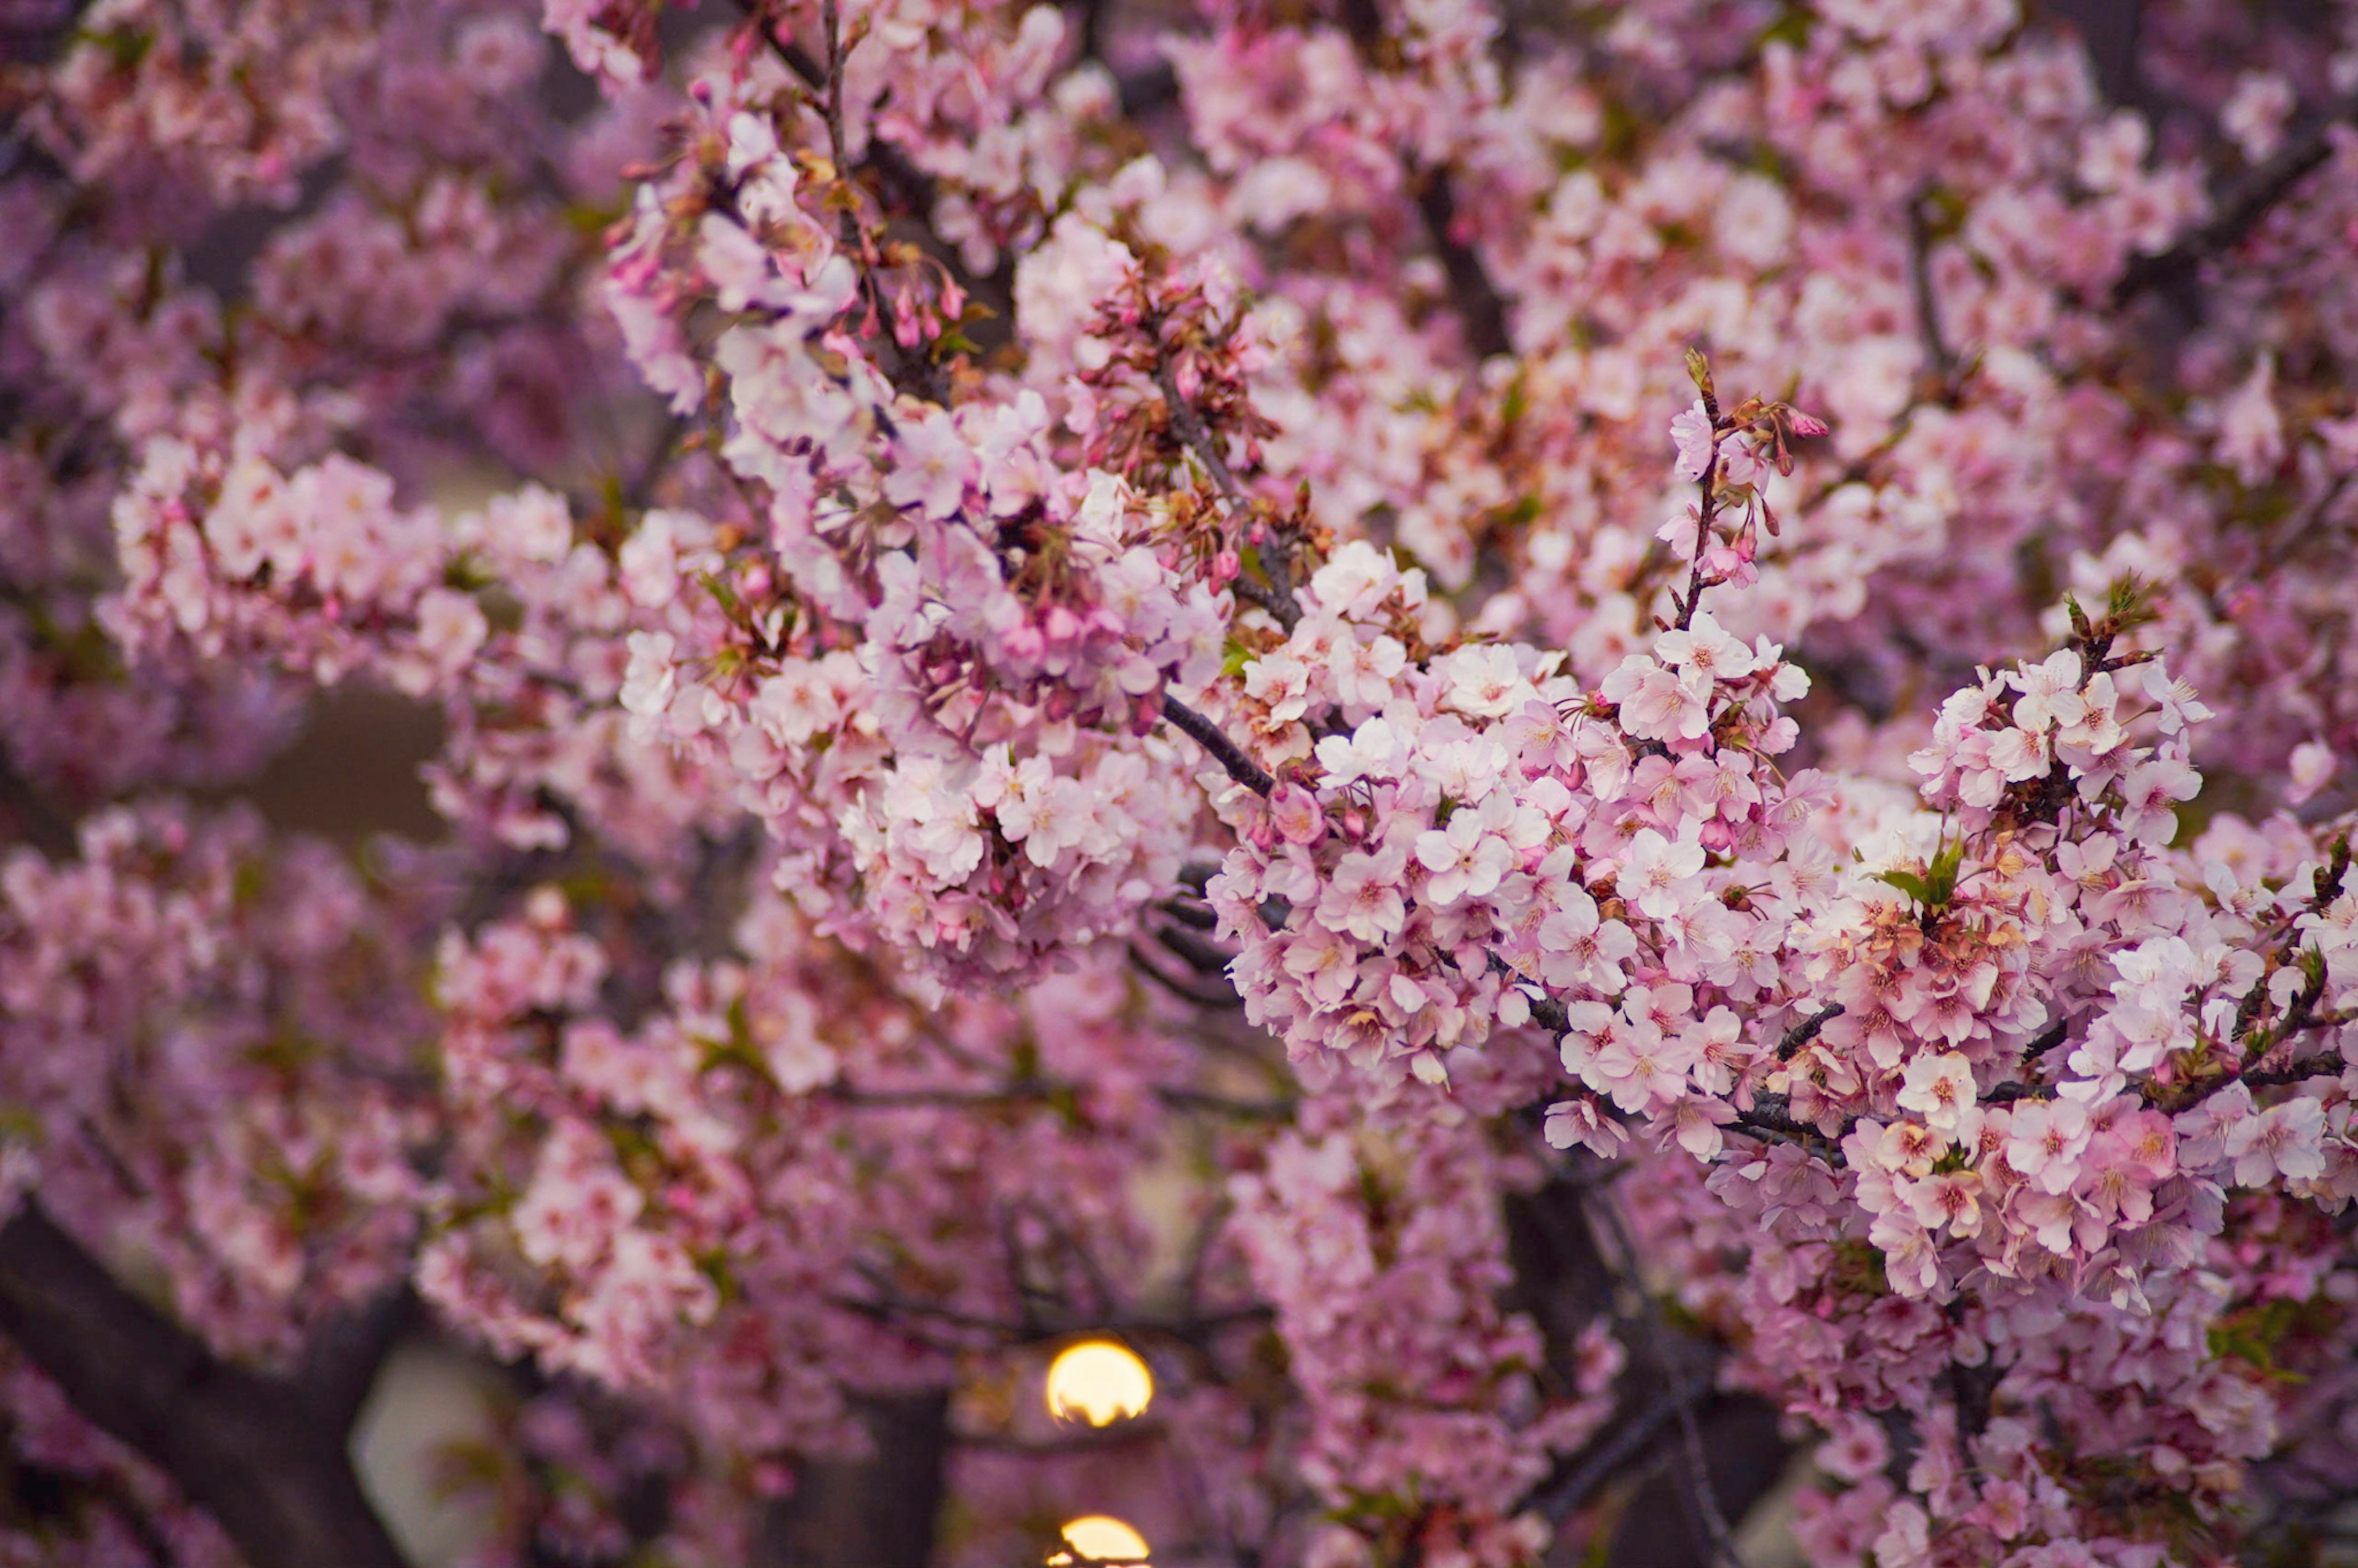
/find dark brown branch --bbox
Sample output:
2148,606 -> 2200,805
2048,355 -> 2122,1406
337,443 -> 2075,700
1586,1192 -> 1740,1564
1335,0 -> 1512,361
297,1284 -> 416,1439
2115,96 -> 2358,305
1532,1373 -> 1719,1524
1154,892 -> 1220,931
1155,1085 -> 1296,1120
0,751 -> 74,861
1127,942 -> 1250,1009
1729,1091 -> 1848,1160
2188,1054 -> 2349,1105
1153,921 -> 1239,977
758,1392 -> 949,1568
1159,695 -> 1275,795
0,0 -> 99,66
1775,1004 -> 1845,1061
1413,175 -> 1512,360
1114,62 -> 1179,117
0,1201 -> 408,1568
1672,375 -> 1726,631
1948,1357 -> 2004,1447
836,1074 -> 1285,1116
1905,188 -> 1957,395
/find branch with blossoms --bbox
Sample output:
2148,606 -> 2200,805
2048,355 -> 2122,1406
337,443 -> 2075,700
1662,354 -> 1827,633
2116,92 -> 2358,306
25,4 -> 2358,1567
1332,0 -> 1513,363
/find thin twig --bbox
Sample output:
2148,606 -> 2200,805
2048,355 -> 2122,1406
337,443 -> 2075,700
1673,379 -> 1725,631
1147,350 -> 1301,631
1532,1373 -> 1719,1524
1589,1190 -> 1743,1567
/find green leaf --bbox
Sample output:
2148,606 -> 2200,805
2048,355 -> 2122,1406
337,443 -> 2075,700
1874,869 -> 1932,903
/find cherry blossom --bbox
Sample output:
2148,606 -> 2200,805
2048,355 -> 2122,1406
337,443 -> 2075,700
9,1 -> 2358,1565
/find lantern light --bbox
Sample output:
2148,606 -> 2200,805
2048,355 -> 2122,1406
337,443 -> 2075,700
1044,1338 -> 1154,1427
1049,1515 -> 1150,1566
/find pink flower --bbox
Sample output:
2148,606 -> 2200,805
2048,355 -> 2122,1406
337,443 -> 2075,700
1670,398 -> 1718,481
2006,1098 -> 2093,1195
1582,1015 -> 1694,1113
1414,809 -> 1513,906
1317,843 -> 1410,944
1315,716 -> 1406,786
2225,1096 -> 2328,1187
2289,740 -> 2337,806
1653,609 -> 1760,681
1601,655 -> 1711,743
1901,1168 -> 1983,1238
885,410 -> 975,519
1621,826 -> 1706,919
1896,1052 -> 1977,1133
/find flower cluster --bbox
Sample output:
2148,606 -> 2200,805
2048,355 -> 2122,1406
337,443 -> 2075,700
1215,405 -> 1819,1100
12,0 -> 2358,1564
1230,1113 -> 1621,1568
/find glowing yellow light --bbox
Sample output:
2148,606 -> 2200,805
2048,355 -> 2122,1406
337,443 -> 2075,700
1049,1515 -> 1150,1565
1044,1339 -> 1154,1427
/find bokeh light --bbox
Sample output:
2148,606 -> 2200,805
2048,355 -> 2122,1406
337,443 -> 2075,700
1044,1338 -> 1154,1427
1049,1515 -> 1150,1565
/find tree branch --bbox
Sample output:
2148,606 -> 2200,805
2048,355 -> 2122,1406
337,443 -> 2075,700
0,750 -> 75,862
2115,96 -> 2358,305
298,1284 -> 416,1440
1336,0 -> 1514,362
1774,1004 -> 1845,1062
1159,695 -> 1275,795
736,2 -> 1014,324
1145,345 -> 1303,631
1533,1373 -> 1716,1524
1905,188 -> 1957,396
758,1392 -> 949,1568
0,1201 -> 408,1568
1412,174 -> 1512,361
1587,1191 -> 1741,1566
